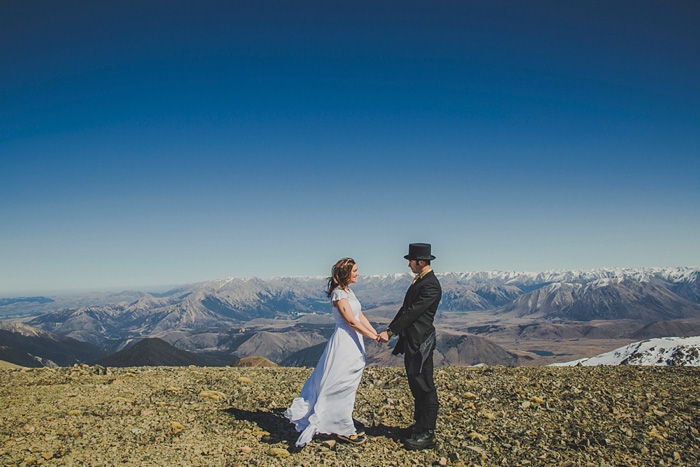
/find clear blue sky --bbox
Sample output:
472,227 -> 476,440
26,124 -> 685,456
2,1 -> 699,295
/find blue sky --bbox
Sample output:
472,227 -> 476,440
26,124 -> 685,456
2,1 -> 699,295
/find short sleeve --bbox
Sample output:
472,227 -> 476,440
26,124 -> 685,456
330,288 -> 349,302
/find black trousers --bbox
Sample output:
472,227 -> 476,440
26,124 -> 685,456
404,349 -> 439,432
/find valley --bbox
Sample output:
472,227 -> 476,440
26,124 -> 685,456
1,267 -> 699,368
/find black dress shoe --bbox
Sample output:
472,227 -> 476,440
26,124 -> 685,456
399,424 -> 417,442
404,430 -> 436,450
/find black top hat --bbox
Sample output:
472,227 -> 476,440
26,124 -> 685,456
404,243 -> 436,261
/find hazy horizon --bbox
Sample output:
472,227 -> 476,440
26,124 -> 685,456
2,1 -> 699,294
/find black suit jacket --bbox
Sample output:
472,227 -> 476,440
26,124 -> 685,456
389,270 -> 442,363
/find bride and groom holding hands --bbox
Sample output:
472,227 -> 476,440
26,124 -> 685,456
284,243 -> 442,451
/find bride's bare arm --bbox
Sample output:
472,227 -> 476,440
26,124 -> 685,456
358,312 -> 378,336
333,298 -> 379,340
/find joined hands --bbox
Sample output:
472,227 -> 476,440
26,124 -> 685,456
376,331 -> 390,343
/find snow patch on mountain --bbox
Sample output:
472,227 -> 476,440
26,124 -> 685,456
438,267 -> 698,286
551,336 -> 700,367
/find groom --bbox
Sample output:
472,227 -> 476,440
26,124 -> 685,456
379,243 -> 442,450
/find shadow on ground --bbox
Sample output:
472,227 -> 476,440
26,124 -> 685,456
225,407 -> 403,450
225,407 -> 298,449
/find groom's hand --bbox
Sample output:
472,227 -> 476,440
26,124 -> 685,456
378,331 -> 390,343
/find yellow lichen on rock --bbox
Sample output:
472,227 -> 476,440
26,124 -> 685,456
199,390 -> 227,401
269,447 -> 290,458
170,422 -> 185,434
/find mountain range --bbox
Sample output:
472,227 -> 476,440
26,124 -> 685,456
17,267 -> 700,342
1,267 -> 699,368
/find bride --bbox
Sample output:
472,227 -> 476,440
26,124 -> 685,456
285,257 -> 380,447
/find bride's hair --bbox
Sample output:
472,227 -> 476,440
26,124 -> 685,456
325,257 -> 356,297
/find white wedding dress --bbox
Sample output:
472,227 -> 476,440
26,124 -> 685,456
285,287 -> 366,447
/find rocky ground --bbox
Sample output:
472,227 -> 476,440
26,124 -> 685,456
1,365 -> 699,466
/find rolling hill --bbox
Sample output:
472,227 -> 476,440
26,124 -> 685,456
91,338 -> 216,367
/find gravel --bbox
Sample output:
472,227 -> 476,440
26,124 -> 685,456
1,364 -> 698,466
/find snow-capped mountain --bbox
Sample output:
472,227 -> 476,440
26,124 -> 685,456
551,336 -> 700,367
497,278 -> 700,321
26,277 -> 330,345
438,267 -> 699,288
16,267 -> 700,346
4,267 -> 700,368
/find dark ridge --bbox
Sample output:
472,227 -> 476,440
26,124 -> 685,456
0,329 -> 107,367
91,338 -> 215,367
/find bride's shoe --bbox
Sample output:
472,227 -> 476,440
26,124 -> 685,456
337,433 -> 367,444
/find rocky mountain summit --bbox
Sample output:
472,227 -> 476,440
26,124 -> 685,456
1,365 -> 698,466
